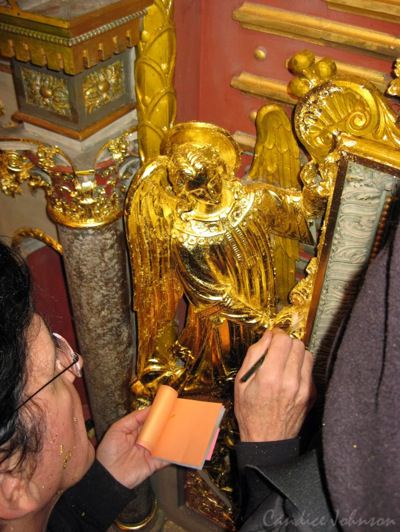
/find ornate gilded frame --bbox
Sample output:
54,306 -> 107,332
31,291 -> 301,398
304,134 -> 400,384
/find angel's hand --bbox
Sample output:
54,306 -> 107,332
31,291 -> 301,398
301,162 -> 332,217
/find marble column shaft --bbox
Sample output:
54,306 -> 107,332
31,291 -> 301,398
57,220 -> 134,437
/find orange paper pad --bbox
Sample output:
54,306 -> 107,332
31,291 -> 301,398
137,385 -> 225,469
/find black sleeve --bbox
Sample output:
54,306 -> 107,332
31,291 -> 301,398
48,459 -> 137,531
235,439 -> 299,524
235,441 -> 337,532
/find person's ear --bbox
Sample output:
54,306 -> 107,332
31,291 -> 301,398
0,470 -> 38,520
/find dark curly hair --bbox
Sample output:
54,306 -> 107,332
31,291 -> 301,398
0,241 -> 42,470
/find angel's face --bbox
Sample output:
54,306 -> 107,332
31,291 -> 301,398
183,166 -> 223,206
169,144 -> 226,207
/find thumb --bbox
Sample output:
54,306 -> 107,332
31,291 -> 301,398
110,407 -> 150,433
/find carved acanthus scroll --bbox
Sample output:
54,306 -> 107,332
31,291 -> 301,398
289,51 -> 400,162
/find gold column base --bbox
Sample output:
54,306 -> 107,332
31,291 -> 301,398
115,499 -> 158,530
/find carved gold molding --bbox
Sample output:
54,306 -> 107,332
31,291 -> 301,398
338,133 -> 400,170
135,0 -> 176,162
325,0 -> 400,24
0,0 -> 150,30
233,2 -> 400,59
0,14 -> 145,74
231,72 -> 296,105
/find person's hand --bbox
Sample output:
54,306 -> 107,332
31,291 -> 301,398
234,329 -> 315,442
96,408 -> 167,489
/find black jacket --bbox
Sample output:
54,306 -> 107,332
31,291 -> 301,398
236,440 -> 337,532
48,459 -> 136,531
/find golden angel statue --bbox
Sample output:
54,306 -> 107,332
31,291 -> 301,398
126,106 -> 329,404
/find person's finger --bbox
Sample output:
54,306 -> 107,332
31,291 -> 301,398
236,329 -> 273,379
132,407 -> 151,426
259,330 -> 293,381
281,338 -> 305,389
297,349 -> 315,405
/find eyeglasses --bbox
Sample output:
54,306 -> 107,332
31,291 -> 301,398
16,333 -> 82,411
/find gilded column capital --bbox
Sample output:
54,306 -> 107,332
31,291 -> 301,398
0,128 -> 139,228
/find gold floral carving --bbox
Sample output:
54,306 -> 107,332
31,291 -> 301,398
135,0 -> 176,161
0,128 -> 139,228
21,68 -> 72,117
83,60 -> 124,114
0,150 -> 38,195
387,58 -> 400,98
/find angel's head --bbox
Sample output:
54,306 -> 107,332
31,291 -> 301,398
167,143 -> 229,207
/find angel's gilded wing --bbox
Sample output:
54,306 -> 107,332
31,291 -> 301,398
125,157 -> 183,378
247,104 -> 300,187
246,104 -> 301,305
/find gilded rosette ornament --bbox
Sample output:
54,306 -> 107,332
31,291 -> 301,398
21,68 -> 72,117
83,60 -> 125,115
0,129 -> 139,228
135,0 -> 176,161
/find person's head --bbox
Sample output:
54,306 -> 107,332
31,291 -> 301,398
167,143 -> 229,207
0,242 -> 94,523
